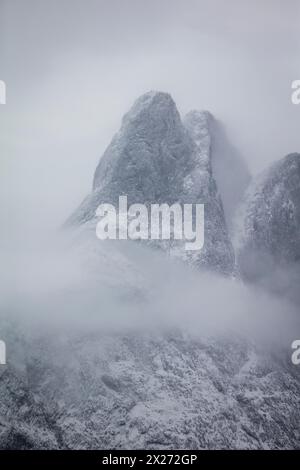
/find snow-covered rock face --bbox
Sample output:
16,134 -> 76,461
2,92 -> 299,451
1,330 -> 300,450
184,110 -> 251,230
234,153 -> 300,301
67,91 -> 234,275
92,92 -> 188,202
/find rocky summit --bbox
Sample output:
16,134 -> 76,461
67,91 -> 235,275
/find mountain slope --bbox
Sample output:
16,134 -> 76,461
234,153 -> 300,302
1,325 -> 299,450
184,110 -> 250,230
67,91 -> 234,275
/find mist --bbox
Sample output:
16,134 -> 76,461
0,0 -> 299,360
1,227 -> 299,357
1,1 -> 300,452
1,0 -> 300,239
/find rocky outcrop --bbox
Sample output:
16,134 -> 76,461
67,91 -> 234,275
234,153 -> 300,302
1,329 -> 299,450
1,93 -> 299,451
184,110 -> 250,230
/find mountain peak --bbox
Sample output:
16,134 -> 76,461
121,90 -> 178,127
235,152 -> 300,300
67,91 -> 235,275
131,90 -> 174,107
184,110 -> 212,128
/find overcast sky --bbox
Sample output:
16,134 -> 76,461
0,0 -> 299,237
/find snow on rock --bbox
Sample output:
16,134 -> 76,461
234,153 -> 300,302
0,329 -> 299,450
184,110 -> 251,230
67,91 -> 235,276
1,94 -> 300,451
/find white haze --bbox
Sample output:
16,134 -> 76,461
0,0 -> 300,236
1,230 -> 299,353
0,0 -> 299,353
